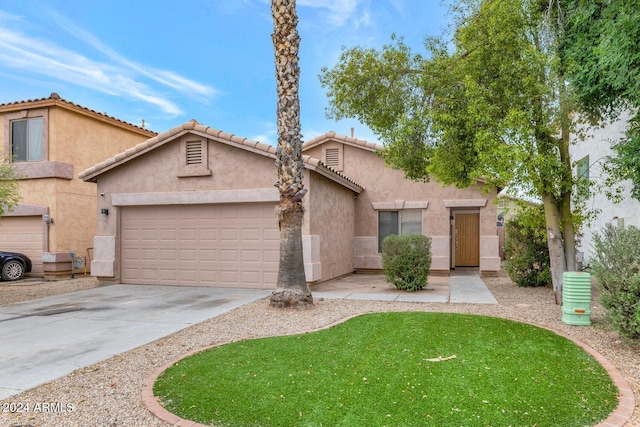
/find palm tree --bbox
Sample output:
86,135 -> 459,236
270,0 -> 313,308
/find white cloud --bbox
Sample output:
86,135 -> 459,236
252,133 -> 274,146
48,11 -> 217,100
389,0 -> 406,16
252,121 -> 278,146
0,9 -> 215,116
0,10 -> 22,22
298,0 -> 369,28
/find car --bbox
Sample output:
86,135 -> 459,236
0,251 -> 32,281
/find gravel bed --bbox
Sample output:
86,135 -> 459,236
0,276 -> 101,307
0,273 -> 638,427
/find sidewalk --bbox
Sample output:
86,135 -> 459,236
312,270 -> 498,304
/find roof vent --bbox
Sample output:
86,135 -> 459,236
325,148 -> 339,168
186,141 -> 203,165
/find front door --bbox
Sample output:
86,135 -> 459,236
455,213 -> 479,267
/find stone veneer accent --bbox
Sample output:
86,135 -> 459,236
303,235 -> 321,282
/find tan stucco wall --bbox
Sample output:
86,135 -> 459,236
306,172 -> 356,282
304,141 -> 500,273
94,135 -> 279,239
1,103 -> 153,272
98,135 -> 276,196
92,134 -> 359,284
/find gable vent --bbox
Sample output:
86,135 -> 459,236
325,148 -> 339,168
186,141 -> 203,165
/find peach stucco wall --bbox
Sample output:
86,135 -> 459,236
304,140 -> 500,273
1,102 -> 153,274
93,134 -> 279,230
91,133 -> 358,284
305,172 -> 356,282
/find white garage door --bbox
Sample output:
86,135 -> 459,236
121,203 -> 280,287
0,216 -> 44,275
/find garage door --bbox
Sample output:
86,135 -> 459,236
0,216 -> 44,275
121,203 -> 280,287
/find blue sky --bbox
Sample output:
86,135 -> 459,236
0,0 -> 449,145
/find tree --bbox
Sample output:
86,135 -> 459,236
320,0 -> 579,301
562,0 -> 640,200
504,204 -> 552,288
270,0 -> 313,308
0,159 -> 22,218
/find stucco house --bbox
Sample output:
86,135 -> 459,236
302,132 -> 500,276
570,113 -> 640,267
80,121 -> 500,288
0,93 -> 156,276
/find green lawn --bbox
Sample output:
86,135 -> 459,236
154,312 -> 618,426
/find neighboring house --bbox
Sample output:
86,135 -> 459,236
0,93 -> 156,277
495,187 -> 541,259
80,122 -> 500,288
570,113 -> 640,267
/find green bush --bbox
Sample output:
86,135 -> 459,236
504,204 -> 552,287
591,224 -> 640,339
381,234 -> 432,292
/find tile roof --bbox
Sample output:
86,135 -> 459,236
303,131 -> 492,187
0,92 -> 155,135
302,131 -> 384,152
80,120 -> 363,193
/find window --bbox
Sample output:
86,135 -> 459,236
576,155 -> 590,201
378,209 -> 423,251
11,117 -> 44,162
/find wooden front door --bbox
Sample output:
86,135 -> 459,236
455,213 -> 479,267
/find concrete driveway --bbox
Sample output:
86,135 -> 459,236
0,271 -> 496,400
0,284 -> 270,400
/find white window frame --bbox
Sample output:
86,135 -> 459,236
5,109 -> 48,163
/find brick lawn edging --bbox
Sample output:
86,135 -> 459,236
141,315 -> 635,427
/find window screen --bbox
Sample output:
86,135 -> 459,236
576,155 -> 589,200
11,118 -> 43,162
378,211 -> 399,251
378,210 -> 423,251
401,210 -> 422,235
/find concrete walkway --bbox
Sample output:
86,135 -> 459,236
313,270 -> 497,304
449,270 -> 498,304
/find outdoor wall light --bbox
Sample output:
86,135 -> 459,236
101,209 -> 109,215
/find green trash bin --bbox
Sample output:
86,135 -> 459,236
562,272 -> 592,326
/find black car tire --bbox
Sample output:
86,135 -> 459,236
2,260 -> 25,281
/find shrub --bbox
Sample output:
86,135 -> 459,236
504,204 -> 552,287
591,224 -> 640,339
381,234 -> 432,292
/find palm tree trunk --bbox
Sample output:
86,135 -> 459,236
270,0 -> 313,308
